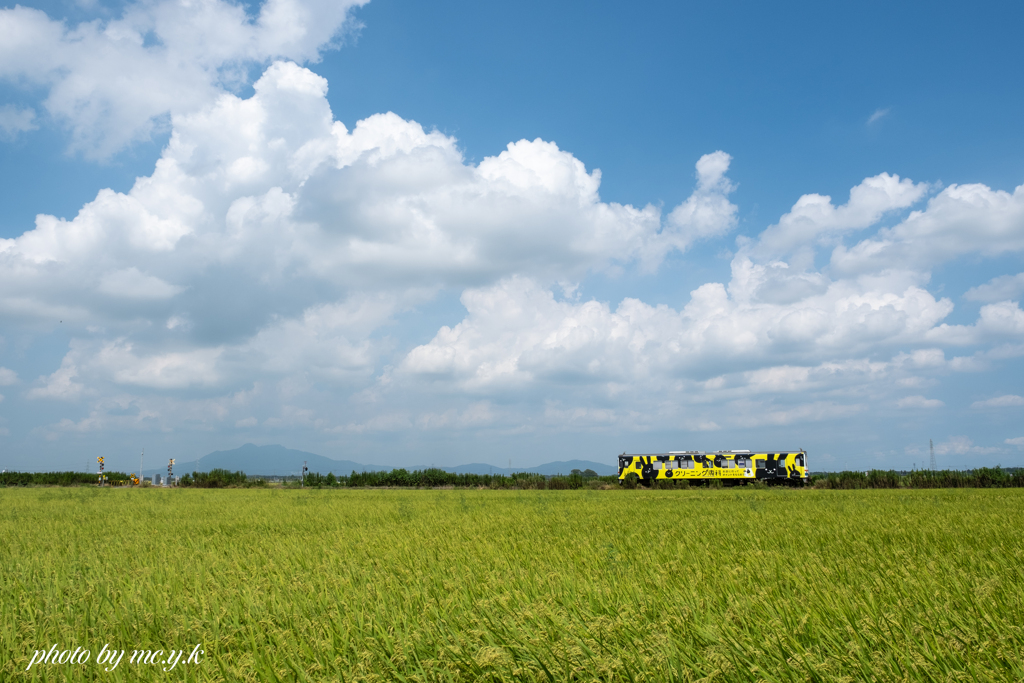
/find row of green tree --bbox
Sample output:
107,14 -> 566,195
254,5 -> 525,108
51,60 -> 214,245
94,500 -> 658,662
0,467 -> 608,489
179,469 -> 268,488
810,468 -> 1024,489
6,466 -> 1023,489
0,471 -> 131,486
308,468 -> 611,489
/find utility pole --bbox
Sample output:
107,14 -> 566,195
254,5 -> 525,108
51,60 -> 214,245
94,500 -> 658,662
930,439 -> 936,471
140,448 -> 144,484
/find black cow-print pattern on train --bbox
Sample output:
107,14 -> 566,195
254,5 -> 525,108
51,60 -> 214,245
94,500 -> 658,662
617,451 -> 807,486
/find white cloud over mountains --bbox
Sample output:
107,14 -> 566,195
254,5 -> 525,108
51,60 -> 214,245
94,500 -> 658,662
1,0 -> 1023,467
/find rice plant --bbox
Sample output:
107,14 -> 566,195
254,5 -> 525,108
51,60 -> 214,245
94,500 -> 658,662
1,487 -> 1021,681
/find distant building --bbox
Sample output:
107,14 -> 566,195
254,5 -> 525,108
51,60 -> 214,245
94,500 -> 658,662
153,473 -> 161,486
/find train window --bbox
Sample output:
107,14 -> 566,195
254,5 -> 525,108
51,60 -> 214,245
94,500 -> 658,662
681,459 -> 694,469
721,458 -> 735,469
664,460 -> 678,469
796,454 -> 805,467
735,457 -> 749,468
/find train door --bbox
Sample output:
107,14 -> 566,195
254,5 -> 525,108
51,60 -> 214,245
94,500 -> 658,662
774,454 -> 789,479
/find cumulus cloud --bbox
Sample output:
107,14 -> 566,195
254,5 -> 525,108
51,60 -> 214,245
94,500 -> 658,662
752,172 -> 928,260
0,367 -> 17,385
971,395 -> 1024,409
394,270 -> 990,439
0,61 -> 737,341
964,273 -> 1024,303
1,8 -> 1023,464
0,0 -> 367,157
926,301 -> 1024,345
28,356 -> 85,401
1,60 -> 741,425
832,182 -> 1024,273
98,268 -> 184,300
0,104 -> 37,138
401,274 -> 957,391
896,395 -> 944,409
932,436 -> 1000,456
650,151 -> 738,266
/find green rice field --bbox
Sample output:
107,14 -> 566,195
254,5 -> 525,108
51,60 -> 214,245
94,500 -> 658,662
2,487 -> 1022,682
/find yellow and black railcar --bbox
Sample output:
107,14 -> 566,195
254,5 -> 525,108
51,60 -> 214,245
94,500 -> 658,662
618,450 -> 807,485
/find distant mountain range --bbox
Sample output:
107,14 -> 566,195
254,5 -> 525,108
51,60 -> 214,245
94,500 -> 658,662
143,443 -> 617,477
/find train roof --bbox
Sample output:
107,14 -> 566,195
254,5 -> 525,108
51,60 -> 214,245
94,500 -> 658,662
619,450 -> 804,457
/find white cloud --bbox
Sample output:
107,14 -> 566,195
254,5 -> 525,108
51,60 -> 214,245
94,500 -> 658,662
0,367 -> 17,385
91,341 -> 223,389
0,59 -> 748,441
964,273 -> 1024,303
0,0 -> 367,157
0,104 -> 37,138
832,182 -> 1024,274
926,300 -> 1024,345
1007,437 -> 1024,448
650,151 -> 738,266
932,436 -> 1000,456
98,268 -> 183,300
400,274 -> 954,393
1,60 -> 737,355
867,108 -> 890,125
28,356 -> 85,401
1,16 -> 1023,465
753,172 -> 928,260
971,395 -> 1024,409
896,395 -> 944,409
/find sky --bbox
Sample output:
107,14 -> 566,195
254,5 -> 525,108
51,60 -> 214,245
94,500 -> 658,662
1,0 -> 1023,473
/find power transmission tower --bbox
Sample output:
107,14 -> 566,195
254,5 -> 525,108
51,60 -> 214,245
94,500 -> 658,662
929,439 -> 936,471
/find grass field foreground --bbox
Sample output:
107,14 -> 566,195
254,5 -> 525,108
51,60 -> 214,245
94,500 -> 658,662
1,487 -> 1022,682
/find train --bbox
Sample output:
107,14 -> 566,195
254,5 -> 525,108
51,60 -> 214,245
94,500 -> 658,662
617,450 -> 808,485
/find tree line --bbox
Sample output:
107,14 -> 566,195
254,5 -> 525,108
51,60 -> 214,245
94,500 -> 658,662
0,467 -> 609,488
307,468 -> 608,489
5,466 -> 1023,489
179,469 -> 267,488
810,468 -> 1024,489
0,471 -> 130,486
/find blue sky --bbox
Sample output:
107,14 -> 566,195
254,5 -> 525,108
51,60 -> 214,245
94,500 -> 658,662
1,0 -> 1023,473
